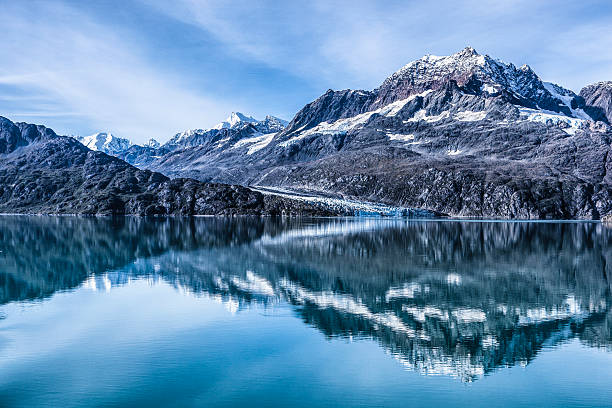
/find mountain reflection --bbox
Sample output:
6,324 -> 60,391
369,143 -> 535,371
0,216 -> 610,381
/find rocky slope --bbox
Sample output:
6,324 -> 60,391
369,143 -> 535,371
580,81 -> 612,123
139,48 -> 612,219
0,116 -> 338,216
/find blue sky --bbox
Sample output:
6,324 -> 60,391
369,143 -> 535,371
1,0 -> 611,143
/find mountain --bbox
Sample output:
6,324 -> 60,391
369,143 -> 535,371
213,112 -> 258,129
0,116 -> 338,216
75,132 -> 132,156
580,81 -> 612,123
163,113 -> 288,150
143,138 -> 160,148
114,113 -> 289,168
141,47 -> 612,219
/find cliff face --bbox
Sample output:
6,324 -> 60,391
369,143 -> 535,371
580,81 -> 612,124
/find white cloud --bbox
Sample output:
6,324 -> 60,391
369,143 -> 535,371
0,2 -> 233,143
142,0 -> 612,92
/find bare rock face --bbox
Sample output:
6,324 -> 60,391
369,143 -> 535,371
580,81 -> 612,124
0,117 -> 338,216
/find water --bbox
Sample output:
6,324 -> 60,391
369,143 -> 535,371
0,216 -> 611,407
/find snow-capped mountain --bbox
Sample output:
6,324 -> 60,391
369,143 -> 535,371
373,46 -> 586,115
75,132 -> 132,156
143,138 -> 160,149
143,47 -> 612,220
163,113 -> 288,149
35,47 -> 612,219
257,115 -> 289,133
213,112 -> 258,130
282,47 -> 596,135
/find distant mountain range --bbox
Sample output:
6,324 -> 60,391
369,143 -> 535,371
2,47 -> 612,218
0,116 -> 338,215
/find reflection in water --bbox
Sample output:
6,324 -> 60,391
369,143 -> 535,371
0,216 -> 611,382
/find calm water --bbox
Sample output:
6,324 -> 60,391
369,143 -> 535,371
0,217 -> 611,407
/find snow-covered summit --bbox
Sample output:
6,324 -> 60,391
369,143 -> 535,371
164,113 -> 289,149
142,138 -> 161,149
76,132 -> 131,155
375,46 -> 586,118
213,112 -> 258,130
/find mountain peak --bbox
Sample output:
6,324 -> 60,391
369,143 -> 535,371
143,138 -> 160,149
456,46 -> 478,57
213,112 -> 258,130
372,47 -> 589,117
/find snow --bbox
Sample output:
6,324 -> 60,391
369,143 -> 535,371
213,136 -> 230,148
404,109 -> 450,123
454,110 -> 487,122
213,112 -> 258,130
482,84 -> 499,94
142,138 -> 160,149
447,149 -> 462,156
171,129 -> 207,144
77,132 -> 131,153
387,133 -> 415,142
280,90 -> 432,147
232,132 -> 276,154
519,107 -> 585,134
543,82 -> 592,120
252,186 -> 433,217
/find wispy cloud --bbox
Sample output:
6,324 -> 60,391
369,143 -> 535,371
0,1 -> 233,143
143,0 -> 612,91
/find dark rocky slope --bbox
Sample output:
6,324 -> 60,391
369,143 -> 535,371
0,117 -> 338,216
580,81 -> 612,124
141,48 -> 612,219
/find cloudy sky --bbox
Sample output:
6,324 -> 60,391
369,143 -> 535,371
1,0 -> 611,143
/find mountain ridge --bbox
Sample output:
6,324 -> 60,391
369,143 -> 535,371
136,47 -> 612,219
3,47 -> 612,219
0,116 -> 339,216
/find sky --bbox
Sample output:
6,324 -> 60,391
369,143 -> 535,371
0,0 -> 611,144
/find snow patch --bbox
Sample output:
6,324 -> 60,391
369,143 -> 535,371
519,108 -> 585,134
232,132 -> 276,155
543,82 -> 592,120
280,90 -> 432,147
454,111 -> 487,122
404,109 -> 450,123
